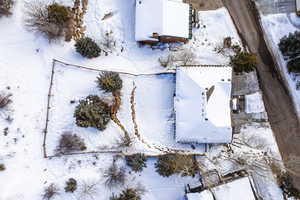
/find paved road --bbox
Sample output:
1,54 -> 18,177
223,0 -> 300,188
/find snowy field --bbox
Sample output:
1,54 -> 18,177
0,0 -> 260,198
260,13 -> 300,117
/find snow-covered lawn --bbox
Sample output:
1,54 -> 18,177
0,0 -> 266,198
260,13 -> 300,117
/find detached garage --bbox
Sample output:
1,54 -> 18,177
135,0 -> 191,44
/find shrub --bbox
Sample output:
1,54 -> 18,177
0,93 -> 12,109
75,37 -> 101,58
96,72 -> 123,93
230,52 -> 257,73
47,3 -> 69,26
74,95 -> 111,131
287,57 -> 300,73
56,133 -> 86,154
115,134 -> 132,148
279,173 -> 300,199
279,31 -> 300,73
104,162 -> 126,188
0,163 -> 5,171
64,178 -> 77,193
125,153 -> 147,172
155,154 -> 198,177
43,184 -> 59,200
279,31 -> 300,60
110,188 -> 141,200
0,0 -> 13,17
24,2 -> 70,41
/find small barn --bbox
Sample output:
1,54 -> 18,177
174,66 -> 233,144
135,0 -> 191,44
185,176 -> 257,200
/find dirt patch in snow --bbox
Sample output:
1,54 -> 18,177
184,0 -> 223,11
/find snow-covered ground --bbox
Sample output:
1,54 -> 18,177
0,0 -> 282,199
260,12 -> 300,117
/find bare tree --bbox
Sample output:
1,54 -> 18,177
0,92 -> 12,109
178,48 -> 196,65
42,184 -> 59,200
104,162 -> 126,189
79,180 -> 99,200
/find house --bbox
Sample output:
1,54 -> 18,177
135,0 -> 192,44
185,176 -> 257,200
174,66 -> 233,144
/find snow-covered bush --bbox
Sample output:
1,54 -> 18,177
24,2 -> 70,41
96,72 -> 123,93
0,0 -> 13,17
104,162 -> 126,188
74,95 -> 111,131
155,154 -> 198,177
158,48 -> 196,69
42,184 -> 59,200
47,3 -> 69,27
230,52 -> 257,73
64,178 -> 77,193
0,163 -> 5,171
0,93 -> 12,109
115,134 -> 132,148
279,31 -> 300,73
75,37 -> 101,58
110,188 -> 141,200
56,133 -> 86,154
125,153 -> 147,172
100,31 -> 116,53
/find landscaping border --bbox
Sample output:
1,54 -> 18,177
42,59 -> 181,158
43,60 -> 215,158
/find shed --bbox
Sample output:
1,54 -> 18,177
135,0 -> 191,43
174,67 -> 232,144
245,92 -> 265,114
186,177 -> 256,200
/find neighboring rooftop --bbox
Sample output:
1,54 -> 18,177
174,67 -> 232,144
186,177 -> 256,200
135,0 -> 190,42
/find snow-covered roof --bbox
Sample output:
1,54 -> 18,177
186,177 -> 256,200
135,0 -> 190,41
186,190 -> 214,200
175,67 -> 232,143
245,92 -> 266,114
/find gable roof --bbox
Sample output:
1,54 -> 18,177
175,67 -> 232,143
135,0 -> 190,41
186,177 -> 256,200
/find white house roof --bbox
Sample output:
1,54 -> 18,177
175,67 -> 232,143
186,177 -> 256,200
135,0 -> 190,41
186,190 -> 214,200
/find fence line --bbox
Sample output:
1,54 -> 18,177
47,150 -> 205,159
181,64 -> 230,68
53,59 -> 175,76
43,59 -> 211,158
43,61 -> 56,158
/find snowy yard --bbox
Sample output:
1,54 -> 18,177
0,0 -> 280,198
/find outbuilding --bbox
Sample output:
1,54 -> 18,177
135,0 -> 191,44
186,177 -> 256,200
